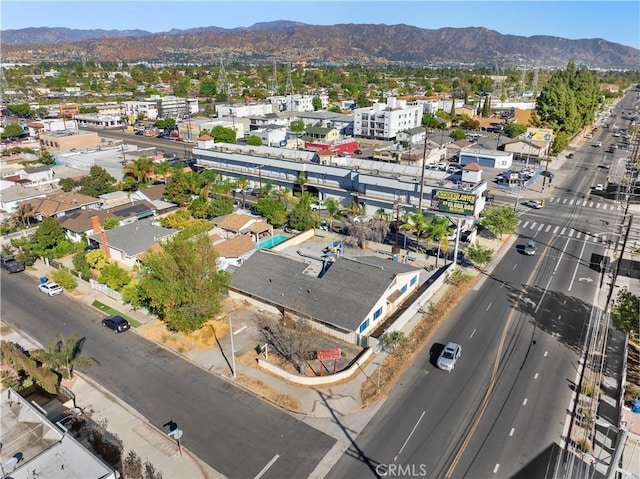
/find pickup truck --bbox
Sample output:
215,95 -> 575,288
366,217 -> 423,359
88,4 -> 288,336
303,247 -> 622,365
1,256 -> 25,273
311,201 -> 327,211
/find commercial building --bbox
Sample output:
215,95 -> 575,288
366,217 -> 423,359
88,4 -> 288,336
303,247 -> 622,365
39,129 -> 100,151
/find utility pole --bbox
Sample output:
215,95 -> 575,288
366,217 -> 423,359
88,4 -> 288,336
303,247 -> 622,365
418,126 -> 429,212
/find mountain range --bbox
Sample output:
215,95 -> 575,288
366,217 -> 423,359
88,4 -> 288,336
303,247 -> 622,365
1,21 -> 638,68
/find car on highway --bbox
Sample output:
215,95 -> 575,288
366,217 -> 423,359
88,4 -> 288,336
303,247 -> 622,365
102,315 -> 131,333
524,240 -> 537,256
522,200 -> 543,209
1,256 -> 25,273
39,281 -> 63,296
437,342 -> 461,372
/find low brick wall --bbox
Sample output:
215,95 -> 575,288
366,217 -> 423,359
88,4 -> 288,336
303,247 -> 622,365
257,347 -> 373,386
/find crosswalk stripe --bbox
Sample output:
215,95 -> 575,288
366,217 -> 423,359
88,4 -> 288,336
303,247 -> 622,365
576,231 -> 582,239
563,198 -> 568,204
522,221 -> 530,228
593,233 -> 599,242
583,200 -> 588,206
553,226 -> 560,234
545,224 -> 552,232
602,235 -> 607,243
596,203 -> 602,208
560,227 -> 567,235
569,199 -> 575,205
538,223 -> 544,231
589,202 -> 594,207
530,222 -> 537,229
569,229 -> 575,237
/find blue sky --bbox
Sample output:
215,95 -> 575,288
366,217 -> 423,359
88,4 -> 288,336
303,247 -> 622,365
3,1 -> 639,49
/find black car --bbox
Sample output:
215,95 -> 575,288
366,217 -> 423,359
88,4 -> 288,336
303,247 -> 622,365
101,315 -> 131,333
1,256 -> 25,273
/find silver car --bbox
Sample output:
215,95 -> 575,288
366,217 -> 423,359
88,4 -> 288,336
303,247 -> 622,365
437,342 -> 461,372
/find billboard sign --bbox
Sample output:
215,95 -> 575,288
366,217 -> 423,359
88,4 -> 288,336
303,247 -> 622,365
430,189 -> 476,216
526,127 -> 554,142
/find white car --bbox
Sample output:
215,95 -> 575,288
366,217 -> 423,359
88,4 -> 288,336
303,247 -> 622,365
594,141 -> 602,148
522,200 -> 543,209
595,184 -> 604,191
39,281 -> 63,296
311,201 -> 326,211
437,342 -> 461,372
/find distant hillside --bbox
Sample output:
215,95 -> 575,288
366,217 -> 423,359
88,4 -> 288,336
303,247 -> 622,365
1,22 -> 638,68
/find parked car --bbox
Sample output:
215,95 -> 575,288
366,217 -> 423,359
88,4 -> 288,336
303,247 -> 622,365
595,184 -> 604,191
541,171 -> 555,178
101,315 -> 131,333
566,153 -> 575,159
354,149 -> 363,155
1,256 -> 25,273
594,141 -> 603,148
437,342 -> 461,372
39,282 -> 63,296
311,201 -> 326,211
524,240 -> 537,256
522,200 -> 543,209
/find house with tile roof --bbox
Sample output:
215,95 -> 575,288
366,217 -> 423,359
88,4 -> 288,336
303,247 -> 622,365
16,192 -> 100,220
229,250 -> 422,336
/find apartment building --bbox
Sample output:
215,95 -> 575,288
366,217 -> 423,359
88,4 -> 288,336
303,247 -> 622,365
353,97 -> 422,140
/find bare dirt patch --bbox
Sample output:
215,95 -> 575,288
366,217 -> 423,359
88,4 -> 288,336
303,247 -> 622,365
236,374 -> 301,412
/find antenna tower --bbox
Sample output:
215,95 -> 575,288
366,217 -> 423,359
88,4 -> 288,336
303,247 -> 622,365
271,60 -> 279,95
285,61 -> 294,111
217,58 -> 229,98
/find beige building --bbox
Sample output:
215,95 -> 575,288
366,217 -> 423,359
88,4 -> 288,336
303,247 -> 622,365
39,129 -> 99,151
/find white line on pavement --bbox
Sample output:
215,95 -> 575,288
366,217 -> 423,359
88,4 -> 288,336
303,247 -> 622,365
470,329 -> 476,339
522,398 -> 528,406
394,411 -> 426,461
234,326 -> 247,335
509,428 -> 515,437
486,303 -> 492,311
493,464 -> 500,474
534,373 -> 539,379
254,454 -> 280,479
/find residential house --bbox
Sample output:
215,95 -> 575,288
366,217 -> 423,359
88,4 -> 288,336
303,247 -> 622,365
99,191 -> 131,209
1,165 -> 57,190
502,138 -> 547,161
58,210 -> 117,243
88,217 -> 179,268
0,185 -> 48,214
229,251 -> 422,336
130,184 -> 176,213
216,213 -> 265,239
301,126 -> 340,143
396,126 -> 427,145
446,139 -> 474,160
212,234 -> 256,270
15,192 -> 99,220
250,125 -> 288,147
104,200 -> 156,225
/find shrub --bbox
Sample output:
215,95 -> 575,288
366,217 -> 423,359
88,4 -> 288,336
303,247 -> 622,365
51,269 -> 78,290
86,249 -> 108,270
381,331 -> 410,356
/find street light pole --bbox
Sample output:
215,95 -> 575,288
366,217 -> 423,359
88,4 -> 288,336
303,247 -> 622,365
418,126 -> 429,212
228,314 -> 236,379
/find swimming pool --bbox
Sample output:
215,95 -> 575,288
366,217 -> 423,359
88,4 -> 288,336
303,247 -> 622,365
256,234 -> 289,250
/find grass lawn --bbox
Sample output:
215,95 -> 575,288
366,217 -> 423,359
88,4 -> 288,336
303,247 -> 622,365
91,300 -> 143,328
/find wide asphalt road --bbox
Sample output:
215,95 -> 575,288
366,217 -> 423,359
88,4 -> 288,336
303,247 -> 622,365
1,272 -> 335,479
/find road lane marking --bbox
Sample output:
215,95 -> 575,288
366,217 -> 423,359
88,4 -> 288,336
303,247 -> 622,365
544,351 -> 548,357
509,428 -> 515,437
529,222 -> 537,229
470,329 -> 476,339
562,198 -> 568,204
522,398 -> 528,406
553,226 -> 560,234
493,464 -> 500,474
535,235 -> 570,314
589,202 -> 594,207
569,199 -> 574,205
512,264 -> 517,270
234,326 -> 247,335
522,221 -> 530,228
545,224 -> 552,232
560,227 -> 566,235
538,223 -> 544,231
534,373 -> 539,379
568,229 -> 575,237
596,203 -> 601,208
567,233 -> 590,292
486,303 -> 492,311
394,410 -> 425,461
254,454 -> 280,479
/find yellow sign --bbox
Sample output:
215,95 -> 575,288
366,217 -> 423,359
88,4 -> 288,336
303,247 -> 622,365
526,128 -> 554,142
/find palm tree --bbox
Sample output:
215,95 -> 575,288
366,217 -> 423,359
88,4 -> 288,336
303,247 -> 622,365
31,333 -> 96,380
400,212 -> 429,250
154,160 -> 171,183
297,172 -> 308,195
12,202 -> 33,228
426,215 -> 450,266
276,187 -> 293,210
125,157 -> 154,185
324,198 -> 340,231
235,176 -> 250,208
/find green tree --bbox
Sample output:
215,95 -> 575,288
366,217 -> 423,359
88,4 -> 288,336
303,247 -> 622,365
155,118 -> 177,131
38,150 -> 55,165
51,269 -> 78,290
188,197 -> 209,218
382,331 -> 410,356
33,217 -> 66,254
253,196 -> 288,226
426,215 -> 450,266
86,249 -> 108,269
31,333 -> 96,380
125,157 -> 154,184
199,76 -> 217,97
246,135 -> 263,146
611,288 -> 639,337
328,105 -> 342,113
160,208 -> 192,229
78,166 -> 117,197
208,196 -> 234,217
289,120 -> 305,148
137,233 -> 229,332
164,168 -> 193,205
400,211 -> 429,246
211,125 -> 236,143
99,262 -> 132,290
324,198 -> 341,231
58,177 -> 75,192
449,128 -> 467,141
1,123 -> 25,139
482,95 -> 491,117
288,192 -> 317,231
479,206 -> 519,239
154,161 -> 171,182
7,103 -> 31,116
504,123 -> 527,138
102,217 -> 120,230
464,242 -> 494,267
311,96 -> 323,111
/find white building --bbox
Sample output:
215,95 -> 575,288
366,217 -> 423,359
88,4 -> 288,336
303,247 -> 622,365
268,94 -> 326,112
216,102 -> 276,118
124,100 -> 159,120
250,125 -> 288,147
145,95 -> 199,119
353,97 -> 422,140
